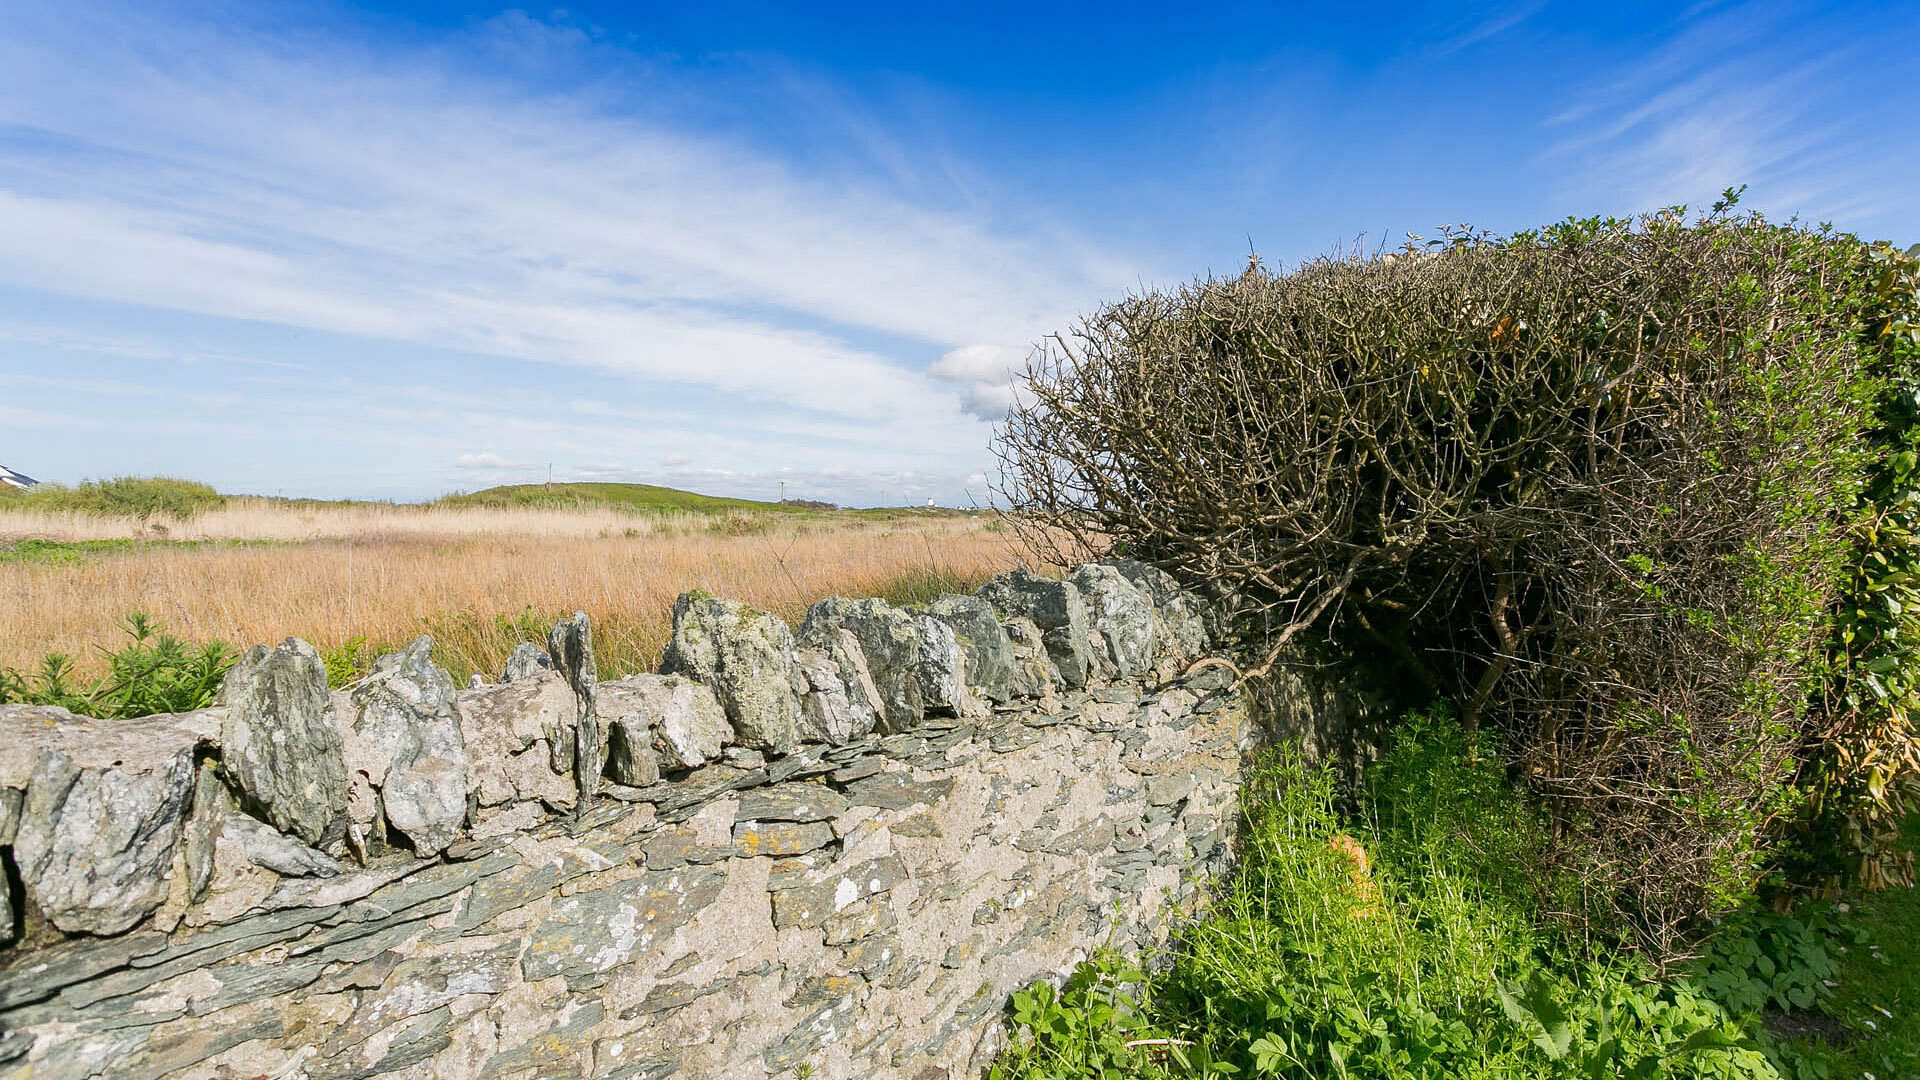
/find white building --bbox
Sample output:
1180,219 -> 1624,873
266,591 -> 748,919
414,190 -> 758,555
0,465 -> 39,489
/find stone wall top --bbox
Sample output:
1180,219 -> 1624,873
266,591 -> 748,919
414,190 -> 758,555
0,559 -> 1216,954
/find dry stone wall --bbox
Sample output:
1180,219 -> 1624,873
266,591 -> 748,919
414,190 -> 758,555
0,560 -> 1256,1079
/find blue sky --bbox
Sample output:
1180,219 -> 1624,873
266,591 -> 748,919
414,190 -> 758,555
1,1 -> 1915,505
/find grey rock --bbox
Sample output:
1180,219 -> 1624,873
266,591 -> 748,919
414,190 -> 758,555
218,638 -> 348,846
796,597 -> 925,733
501,641 -> 554,683
599,673 -> 732,776
0,865 -> 13,947
454,672 -> 579,808
842,771 -> 956,811
978,570 -> 1093,688
223,811 -> 342,877
735,783 -> 849,823
549,611 -> 601,811
1101,558 -> 1211,660
926,594 -> 1039,703
521,865 -> 727,980
732,819 -> 837,857
660,592 -> 803,754
793,643 -> 880,745
7,708 -> 198,935
1069,563 -> 1159,676
349,636 -> 470,856
0,785 -> 20,846
910,610 -> 987,718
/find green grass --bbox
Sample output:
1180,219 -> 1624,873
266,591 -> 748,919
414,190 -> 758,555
435,481 -> 805,514
1785,820 -> 1920,1079
0,538 -> 285,565
436,481 -> 982,518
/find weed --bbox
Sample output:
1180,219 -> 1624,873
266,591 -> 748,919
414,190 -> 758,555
0,613 -> 234,718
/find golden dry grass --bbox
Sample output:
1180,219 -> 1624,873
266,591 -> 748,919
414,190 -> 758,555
1,496 -> 743,543
0,503 -> 1034,683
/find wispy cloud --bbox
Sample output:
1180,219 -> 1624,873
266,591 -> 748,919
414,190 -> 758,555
1542,2 -> 1919,229
0,3 -> 1136,499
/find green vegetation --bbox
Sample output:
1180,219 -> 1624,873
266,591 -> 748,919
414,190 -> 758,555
1002,200 -> 1920,952
437,481 -> 806,514
0,538 -> 283,565
1793,862 -> 1920,1077
0,613 -> 235,718
0,476 -> 225,519
994,714 -> 1917,1080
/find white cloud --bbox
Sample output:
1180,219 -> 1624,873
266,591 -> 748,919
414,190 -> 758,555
0,2 -> 1150,504
928,343 -> 1027,419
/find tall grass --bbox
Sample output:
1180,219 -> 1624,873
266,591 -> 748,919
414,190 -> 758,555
0,506 -> 1028,684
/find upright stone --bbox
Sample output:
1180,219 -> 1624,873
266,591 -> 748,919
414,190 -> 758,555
548,612 -> 600,812
1101,558 -> 1211,660
797,598 -> 924,733
792,644 -> 881,744
977,570 -> 1094,688
1069,563 -> 1159,676
349,637 -> 471,856
911,611 -> 987,718
598,674 -> 733,778
926,594 -> 1038,703
218,639 -> 347,847
500,642 -> 554,683
660,593 -> 802,754
6,708 -> 198,936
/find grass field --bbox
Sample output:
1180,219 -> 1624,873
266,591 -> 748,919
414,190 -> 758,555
0,492 -> 1030,684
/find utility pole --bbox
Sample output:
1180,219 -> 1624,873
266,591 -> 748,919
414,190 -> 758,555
779,480 -> 786,503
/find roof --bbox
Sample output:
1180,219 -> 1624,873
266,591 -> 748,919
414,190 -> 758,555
0,465 -> 39,489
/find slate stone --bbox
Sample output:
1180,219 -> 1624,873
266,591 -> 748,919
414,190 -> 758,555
977,570 -> 1093,688
501,641 -> 554,683
349,636 -> 470,856
770,854 -> 907,930
732,820 -> 837,858
797,597 -> 924,733
223,811 -> 342,877
0,786 -> 20,846
549,611 -> 601,812
765,744 -> 835,784
926,594 -> 1039,703
218,638 -> 348,846
476,1000 -> 604,1080
12,735 -> 195,936
660,592 -> 803,753
1147,771 -> 1195,807
521,866 -> 727,980
842,772 -> 955,811
736,783 -> 848,823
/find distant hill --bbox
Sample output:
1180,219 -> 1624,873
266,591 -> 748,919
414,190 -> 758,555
435,482 -> 811,514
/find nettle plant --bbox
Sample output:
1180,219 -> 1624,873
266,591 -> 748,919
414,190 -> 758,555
998,196 -> 1919,951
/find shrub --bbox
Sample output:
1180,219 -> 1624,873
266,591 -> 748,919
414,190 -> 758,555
14,476 -> 226,519
1797,240 -> 1920,892
0,613 -> 235,718
998,200 -> 1910,952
